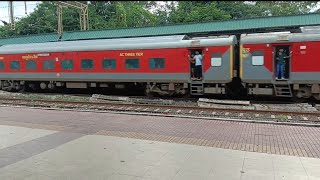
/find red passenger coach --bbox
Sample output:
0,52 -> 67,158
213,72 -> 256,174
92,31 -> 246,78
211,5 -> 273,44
240,30 -> 320,100
0,35 -> 236,97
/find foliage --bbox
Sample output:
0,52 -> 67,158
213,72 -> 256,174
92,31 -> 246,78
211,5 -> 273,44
215,1 -> 262,19
255,1 -> 319,16
0,1 -> 318,37
169,1 -> 231,23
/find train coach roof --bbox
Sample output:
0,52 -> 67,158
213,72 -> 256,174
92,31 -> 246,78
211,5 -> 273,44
240,31 -> 320,44
0,35 -> 236,55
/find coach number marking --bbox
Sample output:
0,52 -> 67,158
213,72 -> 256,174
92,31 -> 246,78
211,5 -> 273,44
22,54 -> 38,59
120,52 -> 143,57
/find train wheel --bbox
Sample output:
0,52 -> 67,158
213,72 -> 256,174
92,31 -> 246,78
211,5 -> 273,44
18,85 -> 26,93
181,91 -> 191,98
4,86 -> 13,92
144,89 -> 156,98
313,94 -> 320,101
291,96 -> 307,103
293,87 -> 311,102
28,83 -> 39,92
2,80 -> 15,92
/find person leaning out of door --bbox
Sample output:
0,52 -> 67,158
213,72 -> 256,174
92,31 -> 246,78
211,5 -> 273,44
194,51 -> 204,81
276,49 -> 290,80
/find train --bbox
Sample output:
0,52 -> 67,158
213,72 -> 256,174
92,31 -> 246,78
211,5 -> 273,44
0,26 -> 319,101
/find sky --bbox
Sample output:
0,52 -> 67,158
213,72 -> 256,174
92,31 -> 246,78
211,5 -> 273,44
0,1 -> 319,26
0,1 -> 40,25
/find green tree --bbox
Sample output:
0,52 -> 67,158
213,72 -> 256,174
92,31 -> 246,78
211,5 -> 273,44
170,1 -> 318,21
216,1 -> 262,19
169,1 -> 231,23
255,1 -> 319,16
114,2 -> 127,28
0,1 -> 159,37
0,1 -> 80,37
142,1 -> 177,25
112,2 -> 158,28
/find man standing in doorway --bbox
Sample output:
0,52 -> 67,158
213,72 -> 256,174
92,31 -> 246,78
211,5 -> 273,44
276,49 -> 289,80
194,51 -> 204,81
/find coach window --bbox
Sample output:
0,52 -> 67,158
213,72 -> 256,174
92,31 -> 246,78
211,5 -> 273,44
81,59 -> 94,70
125,58 -> 140,69
61,60 -> 73,70
252,51 -> 264,66
26,60 -> 36,70
102,59 -> 116,69
0,61 -> 4,70
10,61 -> 20,70
43,60 -> 54,70
149,58 -> 165,69
211,52 -> 222,67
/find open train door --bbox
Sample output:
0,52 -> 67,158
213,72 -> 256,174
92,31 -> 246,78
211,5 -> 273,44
273,45 -> 292,80
188,48 -> 204,81
272,44 -> 293,97
188,48 -> 205,96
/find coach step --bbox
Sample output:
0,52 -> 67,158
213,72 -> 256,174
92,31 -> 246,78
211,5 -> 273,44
273,83 -> 292,97
191,82 -> 204,95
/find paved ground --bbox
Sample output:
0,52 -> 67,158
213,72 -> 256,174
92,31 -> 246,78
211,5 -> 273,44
1,125 -> 320,180
0,106 -> 319,158
0,106 -> 320,179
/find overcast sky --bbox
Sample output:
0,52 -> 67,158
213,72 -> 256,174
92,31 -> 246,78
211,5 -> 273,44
0,1 -> 40,25
0,1 -> 319,26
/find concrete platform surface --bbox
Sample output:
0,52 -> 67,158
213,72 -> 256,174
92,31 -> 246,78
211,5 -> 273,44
1,125 -> 320,180
1,106 -> 320,158
0,125 -> 56,149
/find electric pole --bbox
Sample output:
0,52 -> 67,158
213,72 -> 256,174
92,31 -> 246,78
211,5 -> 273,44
24,1 -> 27,14
6,1 -> 28,30
8,1 -> 15,30
55,1 -> 89,35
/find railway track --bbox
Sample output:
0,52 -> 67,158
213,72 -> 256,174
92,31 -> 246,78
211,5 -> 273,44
5,90 -> 318,105
0,96 -> 319,125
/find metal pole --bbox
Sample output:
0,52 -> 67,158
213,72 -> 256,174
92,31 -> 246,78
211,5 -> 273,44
24,1 -> 27,14
81,6 -> 89,30
57,4 -> 63,35
85,6 -> 89,30
8,1 -> 15,30
56,1 -> 89,32
79,10 -> 83,30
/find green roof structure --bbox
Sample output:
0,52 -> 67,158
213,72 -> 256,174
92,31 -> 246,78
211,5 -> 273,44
1,13 -> 320,45
61,13 -> 320,41
0,33 -> 60,46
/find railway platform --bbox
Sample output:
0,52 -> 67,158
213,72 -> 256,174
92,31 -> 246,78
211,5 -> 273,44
0,106 -> 320,180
